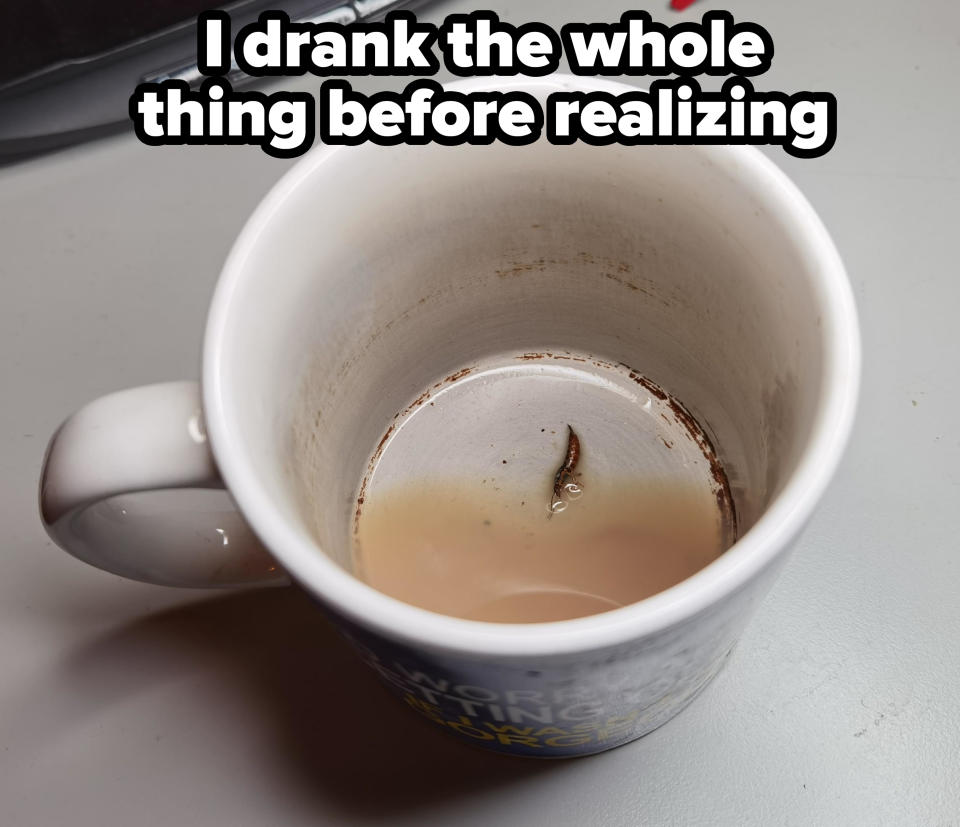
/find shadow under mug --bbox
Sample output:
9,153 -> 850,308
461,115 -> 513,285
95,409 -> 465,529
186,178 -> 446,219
40,76 -> 859,757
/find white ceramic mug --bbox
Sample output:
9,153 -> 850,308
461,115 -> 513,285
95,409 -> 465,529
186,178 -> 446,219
40,76 -> 859,757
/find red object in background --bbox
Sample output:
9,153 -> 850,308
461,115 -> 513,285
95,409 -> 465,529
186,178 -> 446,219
671,0 -> 699,10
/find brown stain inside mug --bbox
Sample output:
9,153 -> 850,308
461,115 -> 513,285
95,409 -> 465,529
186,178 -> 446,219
353,366 -> 478,537
620,367 -> 738,546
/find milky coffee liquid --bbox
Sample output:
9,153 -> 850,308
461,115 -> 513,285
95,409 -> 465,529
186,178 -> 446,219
354,477 -> 728,623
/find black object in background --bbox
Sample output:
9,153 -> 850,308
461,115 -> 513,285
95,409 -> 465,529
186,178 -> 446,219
0,1 -> 224,85
0,0 -> 428,159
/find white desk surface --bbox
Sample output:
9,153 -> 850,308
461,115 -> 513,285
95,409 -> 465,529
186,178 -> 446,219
2,1 -> 958,824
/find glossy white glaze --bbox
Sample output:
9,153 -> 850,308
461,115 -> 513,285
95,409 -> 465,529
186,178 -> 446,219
205,76 -> 859,656
40,381 -> 285,587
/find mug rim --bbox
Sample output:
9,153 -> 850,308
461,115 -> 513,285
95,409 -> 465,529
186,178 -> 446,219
203,74 -> 860,657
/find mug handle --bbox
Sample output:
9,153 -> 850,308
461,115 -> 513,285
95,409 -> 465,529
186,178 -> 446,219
39,381 -> 288,588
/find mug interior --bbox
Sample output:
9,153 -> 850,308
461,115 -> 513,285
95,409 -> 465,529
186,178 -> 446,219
204,79 -> 857,643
